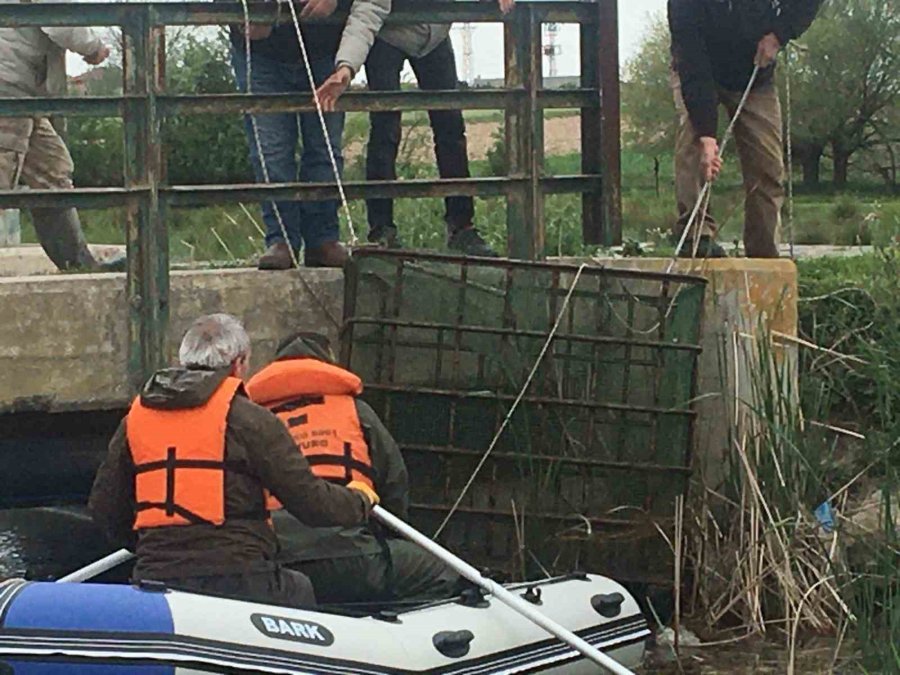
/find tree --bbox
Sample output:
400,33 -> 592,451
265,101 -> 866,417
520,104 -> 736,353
621,15 -> 674,156
787,0 -> 899,187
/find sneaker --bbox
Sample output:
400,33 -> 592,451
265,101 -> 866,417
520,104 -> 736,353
677,236 -> 727,259
368,226 -> 402,249
448,227 -> 499,258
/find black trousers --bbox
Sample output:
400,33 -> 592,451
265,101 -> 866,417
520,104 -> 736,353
364,38 -> 474,235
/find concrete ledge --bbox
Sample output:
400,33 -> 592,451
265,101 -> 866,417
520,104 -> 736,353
0,257 -> 798,485
0,267 -> 343,413
0,245 -> 126,277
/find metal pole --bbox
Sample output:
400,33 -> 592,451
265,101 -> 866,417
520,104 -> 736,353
372,505 -> 636,675
57,549 -> 134,583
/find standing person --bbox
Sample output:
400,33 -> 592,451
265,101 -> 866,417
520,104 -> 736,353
230,0 -> 390,270
315,0 -> 515,257
0,22 -> 124,271
668,0 -> 822,258
89,314 -> 377,606
247,332 -> 462,603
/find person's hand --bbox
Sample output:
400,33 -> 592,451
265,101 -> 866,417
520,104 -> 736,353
242,23 -> 274,41
300,0 -> 338,20
347,480 -> 380,507
498,0 -> 515,14
755,33 -> 781,68
315,65 -> 353,112
699,136 -> 722,182
83,45 -> 111,66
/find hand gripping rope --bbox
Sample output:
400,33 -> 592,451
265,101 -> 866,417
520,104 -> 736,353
666,64 -> 761,272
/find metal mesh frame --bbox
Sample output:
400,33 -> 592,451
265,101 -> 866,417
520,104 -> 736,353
342,250 -> 707,584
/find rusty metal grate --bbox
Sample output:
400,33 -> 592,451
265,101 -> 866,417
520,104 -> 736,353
342,250 -> 706,584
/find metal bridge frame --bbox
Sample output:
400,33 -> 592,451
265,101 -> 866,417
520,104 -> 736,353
0,1 -> 621,388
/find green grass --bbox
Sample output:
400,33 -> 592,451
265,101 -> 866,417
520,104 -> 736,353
20,142 -> 900,262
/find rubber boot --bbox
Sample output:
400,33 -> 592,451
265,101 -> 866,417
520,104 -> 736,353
29,207 -> 124,272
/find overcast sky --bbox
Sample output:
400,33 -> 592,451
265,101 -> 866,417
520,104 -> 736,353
68,0 -> 669,80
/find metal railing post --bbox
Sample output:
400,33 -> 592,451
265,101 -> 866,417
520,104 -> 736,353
580,0 -> 622,246
123,6 -> 168,391
504,6 -> 544,260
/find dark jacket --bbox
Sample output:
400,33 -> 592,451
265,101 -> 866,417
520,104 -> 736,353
668,0 -> 822,137
260,335 -> 409,564
88,368 -> 371,581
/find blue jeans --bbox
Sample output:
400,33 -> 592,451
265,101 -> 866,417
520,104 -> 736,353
231,47 -> 345,251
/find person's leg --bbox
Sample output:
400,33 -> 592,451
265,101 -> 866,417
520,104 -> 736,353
364,39 -> 406,245
289,554 -> 391,604
409,40 -> 475,234
231,46 -> 302,265
294,57 -> 347,266
385,539 -> 463,601
166,569 -> 316,607
17,118 -> 111,271
723,84 -> 783,258
671,71 -> 723,257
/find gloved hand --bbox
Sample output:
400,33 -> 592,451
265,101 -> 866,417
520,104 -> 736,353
347,481 -> 380,507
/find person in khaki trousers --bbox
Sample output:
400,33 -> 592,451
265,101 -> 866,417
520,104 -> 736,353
0,20 -> 123,271
668,0 -> 822,258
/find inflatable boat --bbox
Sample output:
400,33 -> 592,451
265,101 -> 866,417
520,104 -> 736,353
0,573 -> 649,673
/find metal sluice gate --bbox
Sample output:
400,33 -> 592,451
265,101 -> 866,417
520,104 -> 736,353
342,251 -> 707,585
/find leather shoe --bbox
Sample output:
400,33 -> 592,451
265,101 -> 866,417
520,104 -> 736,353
305,241 -> 349,268
258,242 -> 295,271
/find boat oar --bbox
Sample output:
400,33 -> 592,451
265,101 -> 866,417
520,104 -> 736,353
371,505 -> 636,675
57,549 -> 135,583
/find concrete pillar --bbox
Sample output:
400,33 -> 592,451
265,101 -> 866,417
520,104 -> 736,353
0,210 -> 21,247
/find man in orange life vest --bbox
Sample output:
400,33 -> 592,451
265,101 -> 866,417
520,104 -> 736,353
246,332 -> 462,603
89,314 -> 378,606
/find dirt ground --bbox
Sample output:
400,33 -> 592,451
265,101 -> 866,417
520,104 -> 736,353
344,114 -> 582,163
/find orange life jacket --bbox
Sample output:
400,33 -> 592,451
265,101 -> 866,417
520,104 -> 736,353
126,376 -> 245,530
246,359 -> 374,511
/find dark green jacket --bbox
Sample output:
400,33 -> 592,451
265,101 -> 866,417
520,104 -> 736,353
263,335 -> 410,564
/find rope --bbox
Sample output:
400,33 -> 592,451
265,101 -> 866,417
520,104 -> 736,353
433,264 -> 588,539
785,47 -> 796,259
667,65 -> 761,273
279,0 -> 358,245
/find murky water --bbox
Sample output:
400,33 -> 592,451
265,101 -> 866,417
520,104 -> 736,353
0,507 -> 113,580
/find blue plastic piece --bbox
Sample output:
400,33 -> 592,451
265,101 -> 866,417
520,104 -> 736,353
3,583 -> 173,634
815,501 -> 835,534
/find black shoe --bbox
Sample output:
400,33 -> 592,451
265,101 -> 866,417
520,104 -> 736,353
677,236 -> 727,259
368,226 -> 402,249
448,228 -> 499,258
97,252 -> 127,273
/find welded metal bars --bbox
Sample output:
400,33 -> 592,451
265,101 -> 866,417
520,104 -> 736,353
0,1 -> 622,387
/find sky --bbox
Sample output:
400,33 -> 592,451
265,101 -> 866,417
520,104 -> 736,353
68,0 -> 669,80
449,0 -> 667,80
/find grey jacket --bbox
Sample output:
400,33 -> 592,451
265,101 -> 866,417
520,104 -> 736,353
0,27 -> 103,99
336,0 -> 393,73
377,23 -> 451,60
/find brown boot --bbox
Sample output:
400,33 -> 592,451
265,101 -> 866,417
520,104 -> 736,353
304,241 -> 349,268
258,242 -> 295,270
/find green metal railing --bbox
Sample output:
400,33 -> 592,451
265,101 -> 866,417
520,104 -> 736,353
0,0 -> 621,388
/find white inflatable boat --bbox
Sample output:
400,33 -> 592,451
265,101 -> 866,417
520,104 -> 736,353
0,573 -> 649,674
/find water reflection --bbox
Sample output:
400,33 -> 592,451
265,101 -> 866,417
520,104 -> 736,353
0,507 -> 112,580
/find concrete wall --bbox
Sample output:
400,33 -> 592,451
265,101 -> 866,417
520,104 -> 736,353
0,258 -> 798,485
0,268 -> 343,413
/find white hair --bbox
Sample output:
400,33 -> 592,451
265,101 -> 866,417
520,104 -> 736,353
178,313 -> 251,369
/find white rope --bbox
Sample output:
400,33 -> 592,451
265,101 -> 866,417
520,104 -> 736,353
785,47 -> 796,259
667,65 -> 761,273
433,264 -> 588,539
279,0 -> 358,245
